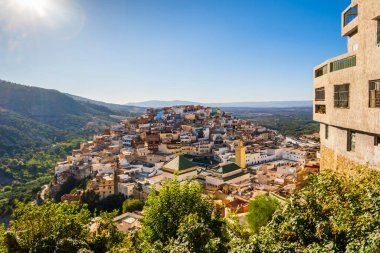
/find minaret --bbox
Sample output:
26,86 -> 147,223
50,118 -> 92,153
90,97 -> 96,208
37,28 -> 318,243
235,140 -> 246,169
113,157 -> 120,195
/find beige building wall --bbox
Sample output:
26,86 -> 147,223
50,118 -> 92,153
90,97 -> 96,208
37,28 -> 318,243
313,0 -> 380,171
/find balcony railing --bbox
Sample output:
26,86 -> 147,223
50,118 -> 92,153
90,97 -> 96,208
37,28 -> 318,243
330,55 -> 356,72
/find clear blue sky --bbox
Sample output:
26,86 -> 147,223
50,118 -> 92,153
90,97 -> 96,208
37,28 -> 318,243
0,0 -> 350,104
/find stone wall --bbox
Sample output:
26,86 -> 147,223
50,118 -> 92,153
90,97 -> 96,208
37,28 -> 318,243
320,145 -> 374,177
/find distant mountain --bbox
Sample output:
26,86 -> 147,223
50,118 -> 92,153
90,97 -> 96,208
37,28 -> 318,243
126,100 -> 313,108
0,80 -> 139,155
66,94 -> 145,115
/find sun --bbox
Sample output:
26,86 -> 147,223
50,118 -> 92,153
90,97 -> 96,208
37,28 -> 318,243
15,0 -> 50,16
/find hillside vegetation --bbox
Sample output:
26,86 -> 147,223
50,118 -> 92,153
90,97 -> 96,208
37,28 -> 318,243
1,170 -> 380,252
0,80 -> 137,218
0,80 -> 129,156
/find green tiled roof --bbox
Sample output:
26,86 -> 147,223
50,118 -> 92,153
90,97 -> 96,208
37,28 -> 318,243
215,163 -> 241,174
163,155 -> 198,171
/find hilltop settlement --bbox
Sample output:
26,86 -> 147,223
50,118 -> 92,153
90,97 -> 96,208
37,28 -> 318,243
47,105 -> 319,231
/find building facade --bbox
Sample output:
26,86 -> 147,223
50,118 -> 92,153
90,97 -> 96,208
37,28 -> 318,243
313,0 -> 380,171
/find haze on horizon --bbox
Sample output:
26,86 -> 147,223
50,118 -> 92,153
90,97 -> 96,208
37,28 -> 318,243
0,0 -> 349,104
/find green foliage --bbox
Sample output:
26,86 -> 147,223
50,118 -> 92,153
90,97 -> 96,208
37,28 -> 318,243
243,170 -> 380,252
2,200 -> 124,253
81,192 -> 126,214
10,200 -> 91,250
245,195 -> 279,233
0,137 -> 88,218
0,224 -> 6,253
122,199 -> 144,213
117,178 -> 229,253
142,179 -> 214,244
167,213 -> 226,253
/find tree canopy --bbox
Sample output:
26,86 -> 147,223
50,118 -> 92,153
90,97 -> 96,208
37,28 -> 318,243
122,199 -> 144,213
2,201 -> 123,253
246,195 -> 279,233
244,169 -> 380,252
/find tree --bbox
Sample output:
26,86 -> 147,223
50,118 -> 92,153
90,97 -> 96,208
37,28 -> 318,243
243,169 -> 380,252
141,179 -> 214,244
122,199 -> 144,213
167,213 -> 226,253
0,224 -> 6,253
3,200 -> 126,252
115,178 -> 230,252
246,195 -> 279,233
8,200 -> 91,252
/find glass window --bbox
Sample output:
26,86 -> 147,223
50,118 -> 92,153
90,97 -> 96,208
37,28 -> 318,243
330,56 -> 356,72
315,87 -> 325,101
374,136 -> 380,146
325,124 -> 329,139
334,84 -> 350,108
344,6 -> 358,26
315,65 -> 327,78
369,80 -> 380,108
315,105 -> 326,114
377,20 -> 380,45
347,131 -> 356,152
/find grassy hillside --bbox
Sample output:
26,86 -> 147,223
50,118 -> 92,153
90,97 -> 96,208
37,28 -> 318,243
0,80 -> 118,130
0,80 -> 137,218
0,80 -> 131,156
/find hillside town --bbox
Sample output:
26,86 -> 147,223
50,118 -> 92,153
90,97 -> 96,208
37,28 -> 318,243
48,105 -> 320,232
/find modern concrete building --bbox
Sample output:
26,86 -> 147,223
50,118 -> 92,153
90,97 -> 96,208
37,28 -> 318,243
313,0 -> 380,171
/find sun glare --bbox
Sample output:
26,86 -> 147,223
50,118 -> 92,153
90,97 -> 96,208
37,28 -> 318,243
15,0 -> 50,16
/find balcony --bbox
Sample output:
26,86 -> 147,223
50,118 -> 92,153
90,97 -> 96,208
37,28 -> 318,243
342,5 -> 358,37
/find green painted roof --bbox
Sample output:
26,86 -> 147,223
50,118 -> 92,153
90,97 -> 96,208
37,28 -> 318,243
163,155 -> 198,171
215,163 -> 241,174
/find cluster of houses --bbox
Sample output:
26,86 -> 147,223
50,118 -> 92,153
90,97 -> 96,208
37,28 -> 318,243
50,105 -> 319,231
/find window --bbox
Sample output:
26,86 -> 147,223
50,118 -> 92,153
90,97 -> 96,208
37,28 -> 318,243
369,80 -> 380,108
315,87 -> 325,101
347,131 -> 356,152
325,124 -> 329,139
374,135 -> 380,146
330,56 -> 356,72
344,5 -> 358,26
377,20 -> 380,45
315,65 -> 327,78
334,84 -> 350,108
315,105 -> 326,114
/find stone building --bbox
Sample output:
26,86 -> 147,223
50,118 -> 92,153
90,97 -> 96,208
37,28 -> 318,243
313,0 -> 380,171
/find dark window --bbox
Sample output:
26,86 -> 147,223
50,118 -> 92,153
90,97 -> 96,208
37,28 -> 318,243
315,105 -> 326,114
374,136 -> 380,146
334,84 -> 350,108
325,124 -> 329,139
344,5 -> 358,26
377,20 -> 380,45
369,80 -> 380,108
330,56 -> 356,72
315,65 -> 327,78
315,87 -> 325,101
347,131 -> 356,152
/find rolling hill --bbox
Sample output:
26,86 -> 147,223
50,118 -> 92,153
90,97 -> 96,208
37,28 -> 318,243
0,80 -> 141,156
126,100 -> 313,108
